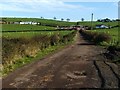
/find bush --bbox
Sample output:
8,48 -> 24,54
93,33 -> 111,44
80,30 -> 111,44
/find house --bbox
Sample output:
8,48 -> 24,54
0,20 -> 14,24
96,24 -> 109,29
14,22 -> 20,24
0,20 -> 6,24
20,21 -> 32,24
31,22 -> 37,25
20,21 -> 38,25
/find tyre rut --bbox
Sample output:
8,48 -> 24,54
94,60 -> 119,88
2,31 -> 119,88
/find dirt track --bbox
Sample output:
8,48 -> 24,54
2,31 -> 120,88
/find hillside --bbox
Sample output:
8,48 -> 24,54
2,24 -> 55,32
78,21 -> 119,28
1,17 -> 76,27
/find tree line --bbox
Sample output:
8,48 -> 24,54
97,18 -> 120,22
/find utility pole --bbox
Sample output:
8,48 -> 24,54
118,1 -> 120,45
91,13 -> 93,30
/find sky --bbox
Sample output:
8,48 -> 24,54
0,0 -> 119,22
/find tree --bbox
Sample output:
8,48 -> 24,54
76,22 -> 79,25
116,19 -> 120,21
40,17 -> 44,19
104,18 -> 111,22
81,18 -> 84,22
61,18 -> 64,21
66,18 -> 70,22
97,19 -> 101,22
53,17 -> 57,20
97,18 -> 111,22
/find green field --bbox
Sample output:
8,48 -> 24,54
2,18 -> 119,27
78,21 -> 118,28
1,24 -> 55,31
1,17 -> 76,27
1,18 -> 119,32
2,31 -> 75,38
2,17 -> 119,76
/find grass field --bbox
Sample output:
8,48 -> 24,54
1,24 -> 56,31
78,21 -> 118,28
2,31 -> 75,38
1,18 -> 119,32
1,17 -> 76,27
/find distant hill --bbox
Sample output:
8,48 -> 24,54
1,17 -> 76,27
1,17 -> 118,27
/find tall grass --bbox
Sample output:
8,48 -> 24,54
91,27 -> 119,46
2,31 -> 75,38
2,31 -> 76,76
80,28 -> 120,63
79,30 -> 111,45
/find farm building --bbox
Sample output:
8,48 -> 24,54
32,22 -> 38,25
96,24 -> 109,29
0,20 -> 6,24
14,22 -> 20,24
0,20 -> 14,24
20,22 -> 32,24
20,21 -> 38,25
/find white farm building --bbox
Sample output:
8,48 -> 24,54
20,21 -> 38,25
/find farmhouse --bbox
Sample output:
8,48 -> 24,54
20,21 -> 38,25
31,22 -> 37,25
96,24 -> 109,29
0,20 -> 6,24
0,20 -> 14,24
14,22 -> 20,24
20,21 -> 32,24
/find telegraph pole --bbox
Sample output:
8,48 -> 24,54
118,1 -> 120,45
91,13 -> 93,30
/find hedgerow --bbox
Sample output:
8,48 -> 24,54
2,31 -> 76,68
79,30 -> 111,44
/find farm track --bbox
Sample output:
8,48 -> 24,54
2,31 -> 120,89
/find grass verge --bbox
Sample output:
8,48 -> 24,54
2,37 -> 75,78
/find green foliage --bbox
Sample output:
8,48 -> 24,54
80,30 -> 111,44
1,17 -> 76,27
2,31 -> 75,38
80,27 -> 120,64
2,30 -> 76,76
2,24 -> 55,31
91,27 -> 119,46
78,21 -> 118,28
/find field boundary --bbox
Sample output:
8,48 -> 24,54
2,29 -> 74,32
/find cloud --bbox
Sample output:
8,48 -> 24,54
1,0 -> 120,2
0,0 -> 95,13
113,2 -> 118,7
0,3 -> 34,12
